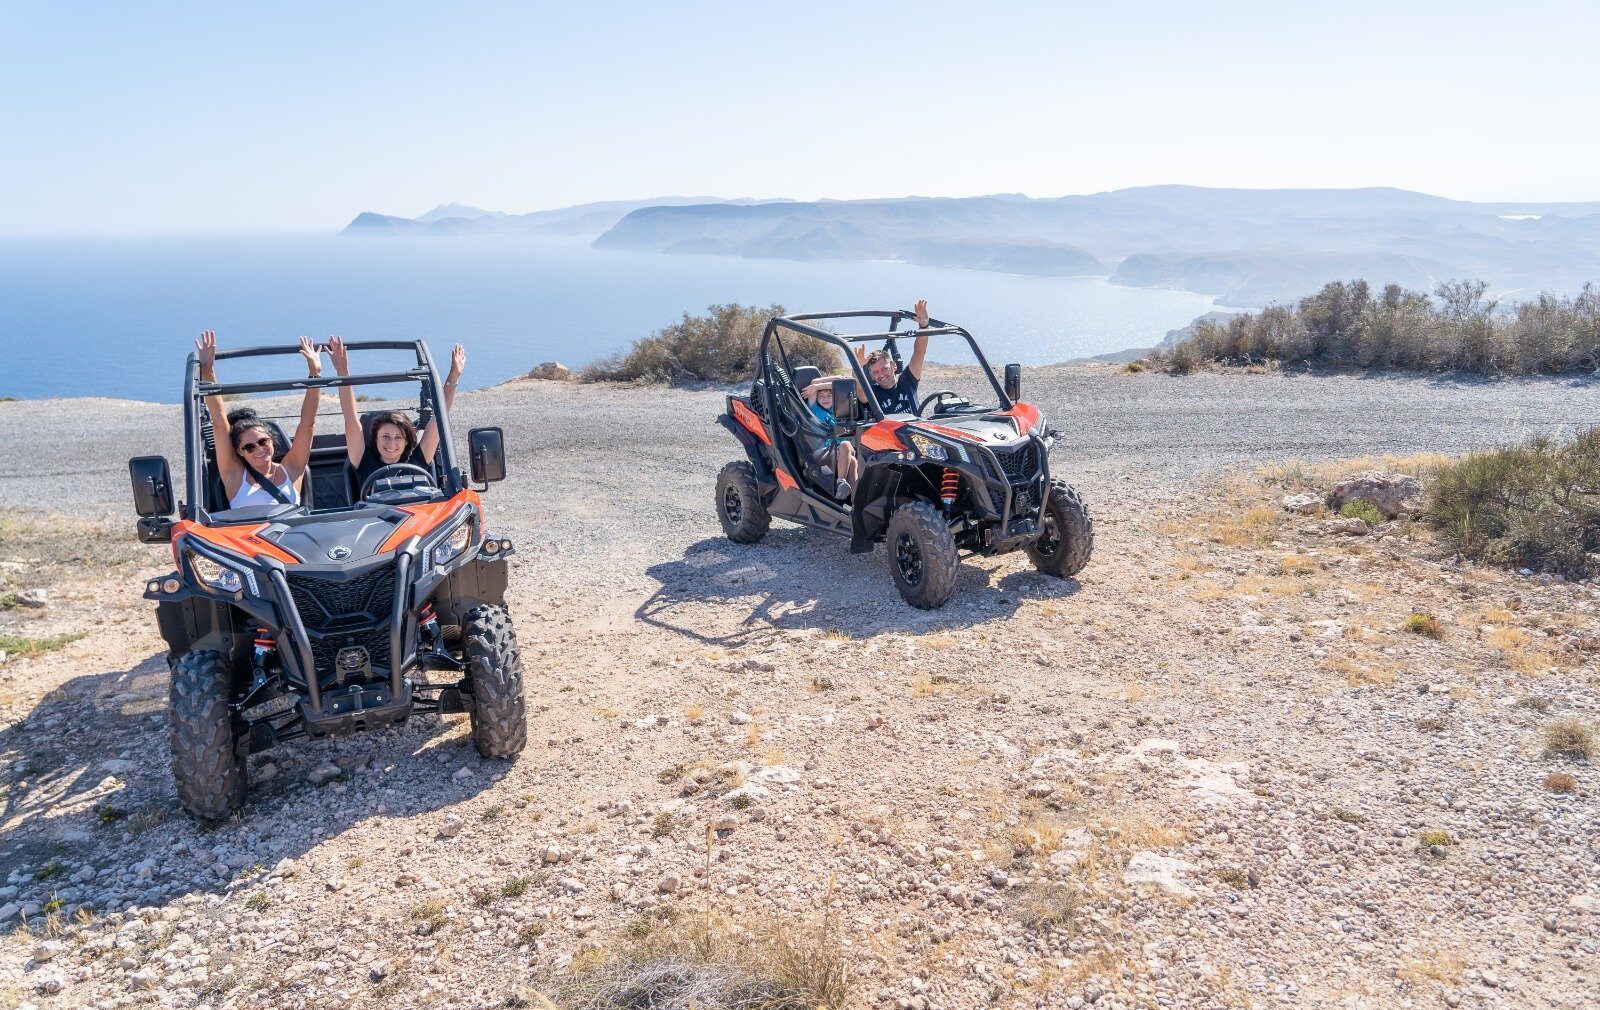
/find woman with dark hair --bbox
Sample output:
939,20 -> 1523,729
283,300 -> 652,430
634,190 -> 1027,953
327,337 -> 465,493
195,330 -> 323,510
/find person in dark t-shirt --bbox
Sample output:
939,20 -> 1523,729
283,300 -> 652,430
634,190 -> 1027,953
328,337 -> 465,496
855,298 -> 932,416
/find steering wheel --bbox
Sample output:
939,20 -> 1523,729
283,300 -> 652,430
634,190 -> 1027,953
360,463 -> 435,500
916,390 -> 961,417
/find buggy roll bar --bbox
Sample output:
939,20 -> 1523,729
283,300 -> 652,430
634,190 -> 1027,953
212,339 -> 424,361
763,310 -> 1013,421
198,370 -> 431,397
179,338 -> 462,519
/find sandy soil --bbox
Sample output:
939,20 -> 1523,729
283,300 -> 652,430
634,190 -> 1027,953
0,366 -> 1596,1010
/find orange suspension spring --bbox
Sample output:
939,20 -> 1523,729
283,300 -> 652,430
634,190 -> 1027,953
253,627 -> 276,652
940,468 -> 959,508
419,602 -> 436,623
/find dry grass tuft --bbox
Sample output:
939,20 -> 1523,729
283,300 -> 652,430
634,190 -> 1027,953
1008,882 -> 1085,932
540,907 -> 853,1010
1542,718 -> 1595,760
1322,655 -> 1396,688
1257,454 -> 1448,493
1396,948 -> 1467,986
1401,614 -> 1445,639
1487,627 -> 1557,674
1279,554 -> 1319,576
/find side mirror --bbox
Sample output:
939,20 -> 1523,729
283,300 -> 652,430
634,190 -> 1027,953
129,456 -> 174,518
468,427 -> 507,486
1003,363 -> 1023,403
829,378 -> 857,436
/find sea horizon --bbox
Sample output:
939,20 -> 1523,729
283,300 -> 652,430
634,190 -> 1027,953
0,233 -> 1224,402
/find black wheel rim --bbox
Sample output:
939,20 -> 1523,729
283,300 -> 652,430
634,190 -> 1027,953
723,483 -> 742,524
895,531 -> 923,586
1036,514 -> 1059,557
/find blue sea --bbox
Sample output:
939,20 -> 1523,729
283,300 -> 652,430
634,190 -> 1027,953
0,235 -> 1221,402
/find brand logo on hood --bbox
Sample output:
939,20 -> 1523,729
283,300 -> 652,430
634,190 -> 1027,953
327,546 -> 351,560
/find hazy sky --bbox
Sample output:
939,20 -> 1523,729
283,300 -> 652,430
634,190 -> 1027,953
3,1 -> 1597,236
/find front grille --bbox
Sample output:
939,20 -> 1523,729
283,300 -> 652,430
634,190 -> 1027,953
287,566 -> 396,633
990,442 -> 1041,484
308,627 -> 392,677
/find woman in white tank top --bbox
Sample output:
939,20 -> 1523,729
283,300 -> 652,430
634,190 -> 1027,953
197,331 -> 323,511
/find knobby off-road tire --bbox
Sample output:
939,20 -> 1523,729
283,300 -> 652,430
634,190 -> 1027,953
887,501 -> 960,610
169,649 -> 247,820
716,460 -> 770,544
1027,479 -> 1094,578
464,605 -> 528,759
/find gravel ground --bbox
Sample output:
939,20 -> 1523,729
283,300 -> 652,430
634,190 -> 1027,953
0,366 -> 1596,1010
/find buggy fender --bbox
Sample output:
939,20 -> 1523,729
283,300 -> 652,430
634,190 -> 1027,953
850,467 -> 902,554
154,596 -> 250,670
431,554 -> 511,626
717,414 -> 775,482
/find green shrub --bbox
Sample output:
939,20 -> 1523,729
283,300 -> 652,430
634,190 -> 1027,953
1425,429 -> 1600,577
1339,500 -> 1385,525
583,303 -> 841,385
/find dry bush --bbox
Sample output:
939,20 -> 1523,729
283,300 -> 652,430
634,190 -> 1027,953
1543,772 -> 1578,794
1160,279 -> 1600,375
541,907 -> 853,1010
1543,718 -> 1595,760
582,303 -> 841,385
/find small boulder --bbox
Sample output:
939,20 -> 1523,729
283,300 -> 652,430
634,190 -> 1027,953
1323,517 -> 1370,536
526,362 -> 572,381
437,814 -> 464,839
1328,471 -> 1423,518
14,587 -> 48,608
307,762 -> 343,786
1281,493 -> 1322,516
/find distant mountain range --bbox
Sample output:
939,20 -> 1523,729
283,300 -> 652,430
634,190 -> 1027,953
342,197 -> 784,239
342,186 -> 1600,305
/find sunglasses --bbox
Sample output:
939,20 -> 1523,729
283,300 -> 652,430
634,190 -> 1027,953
238,438 -> 273,454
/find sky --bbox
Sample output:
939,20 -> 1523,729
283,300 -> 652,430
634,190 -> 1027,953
2,0 -> 1597,236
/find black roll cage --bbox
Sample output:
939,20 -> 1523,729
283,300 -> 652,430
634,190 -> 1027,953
180,339 -> 462,522
758,310 -> 1014,423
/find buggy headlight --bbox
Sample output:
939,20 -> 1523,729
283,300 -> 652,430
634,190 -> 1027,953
431,518 -> 474,566
187,551 -> 244,594
907,433 -> 949,462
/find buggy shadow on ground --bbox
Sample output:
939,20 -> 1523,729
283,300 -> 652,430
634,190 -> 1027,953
637,533 -> 1081,646
0,648 -> 508,923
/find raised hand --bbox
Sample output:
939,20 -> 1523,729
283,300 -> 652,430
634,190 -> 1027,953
914,299 -> 929,328
449,343 -> 466,382
298,336 -> 322,378
195,330 -> 218,372
327,336 -> 350,376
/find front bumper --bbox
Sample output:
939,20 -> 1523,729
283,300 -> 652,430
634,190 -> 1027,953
145,536 -> 516,720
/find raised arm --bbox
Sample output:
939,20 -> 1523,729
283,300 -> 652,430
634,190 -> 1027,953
905,298 -> 931,381
281,337 -> 323,475
327,336 -> 366,467
195,331 -> 243,492
419,343 -> 463,463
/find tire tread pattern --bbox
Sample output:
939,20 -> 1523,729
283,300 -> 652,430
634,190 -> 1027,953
716,460 -> 771,544
888,501 -> 960,610
169,649 -> 247,820
1028,479 -> 1094,577
465,604 -> 528,759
